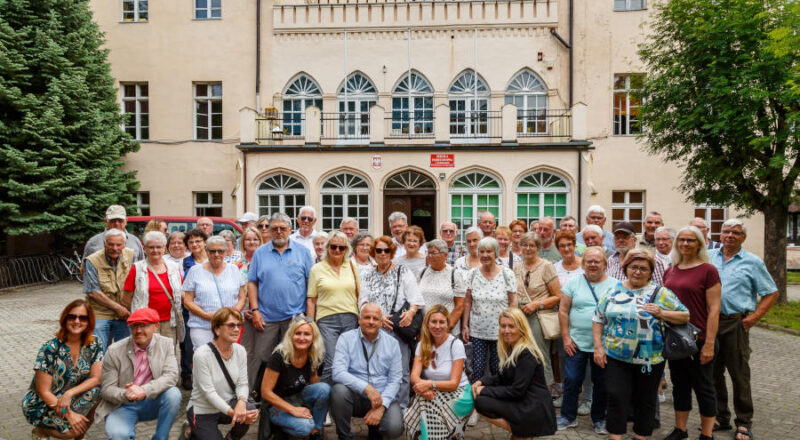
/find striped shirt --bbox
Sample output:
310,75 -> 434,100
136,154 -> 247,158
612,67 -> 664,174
182,263 -> 245,329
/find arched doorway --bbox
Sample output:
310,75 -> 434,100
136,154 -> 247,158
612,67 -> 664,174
383,170 -> 437,241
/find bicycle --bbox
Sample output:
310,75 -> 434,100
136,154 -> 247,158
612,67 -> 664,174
41,251 -> 84,283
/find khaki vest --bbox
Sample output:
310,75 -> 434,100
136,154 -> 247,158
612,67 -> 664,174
86,248 -> 134,319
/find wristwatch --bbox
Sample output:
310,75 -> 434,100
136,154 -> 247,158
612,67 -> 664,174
432,380 -> 437,390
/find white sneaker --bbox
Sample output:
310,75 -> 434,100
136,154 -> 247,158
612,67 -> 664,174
467,411 -> 479,426
577,400 -> 591,416
324,413 -> 332,426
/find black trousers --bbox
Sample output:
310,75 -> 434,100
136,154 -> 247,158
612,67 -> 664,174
330,384 -> 404,440
714,316 -> 753,428
669,340 -> 717,417
605,358 -> 665,437
186,406 -> 252,440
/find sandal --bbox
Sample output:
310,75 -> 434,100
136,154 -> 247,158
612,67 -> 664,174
735,427 -> 754,440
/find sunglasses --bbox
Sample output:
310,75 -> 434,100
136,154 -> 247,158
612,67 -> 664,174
208,249 -> 226,254
257,224 -> 269,230
66,313 -> 89,323
441,229 -> 456,233
221,323 -> 243,330
374,248 -> 391,254
293,314 -> 314,323
299,216 -> 314,222
329,244 -> 346,251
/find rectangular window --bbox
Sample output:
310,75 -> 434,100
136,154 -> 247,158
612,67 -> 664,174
122,0 -> 148,21
194,192 -> 223,216
122,83 -> 149,140
135,191 -> 150,216
195,0 -> 222,19
321,194 -> 369,232
194,83 -> 222,140
694,204 -> 726,242
516,192 -> 568,227
612,191 -> 644,233
614,0 -> 646,11
613,74 -> 643,136
450,194 -> 500,245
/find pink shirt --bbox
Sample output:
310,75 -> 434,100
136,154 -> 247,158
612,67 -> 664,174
133,344 -> 153,386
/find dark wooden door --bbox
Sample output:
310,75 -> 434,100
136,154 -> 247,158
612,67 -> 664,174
383,192 -> 436,241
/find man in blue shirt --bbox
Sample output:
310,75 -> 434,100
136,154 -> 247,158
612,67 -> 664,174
710,219 -> 778,440
331,303 -> 404,440
246,212 -> 313,388
576,205 -> 616,253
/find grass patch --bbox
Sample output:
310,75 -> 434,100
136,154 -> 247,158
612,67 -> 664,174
788,272 -> 800,283
760,301 -> 800,332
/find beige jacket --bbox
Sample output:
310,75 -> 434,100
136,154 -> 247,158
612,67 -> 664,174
96,333 -> 179,419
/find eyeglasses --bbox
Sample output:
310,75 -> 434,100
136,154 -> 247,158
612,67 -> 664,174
208,249 -> 226,254
628,266 -> 651,273
374,248 -> 391,254
66,313 -> 89,323
221,323 -> 243,330
441,229 -> 456,233
329,244 -> 346,251
257,224 -> 269,230
299,216 -> 314,222
293,314 -> 314,323
428,251 -> 443,257
270,226 -> 289,232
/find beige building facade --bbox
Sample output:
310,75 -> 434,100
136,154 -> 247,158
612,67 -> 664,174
91,0 -> 765,250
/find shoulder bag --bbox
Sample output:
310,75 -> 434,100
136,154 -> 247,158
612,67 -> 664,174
389,266 -> 423,345
523,266 -> 560,340
206,342 -> 259,409
647,285 -> 700,360
147,263 -> 185,343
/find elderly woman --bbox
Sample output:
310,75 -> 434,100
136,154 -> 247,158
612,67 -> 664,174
418,240 -> 466,329
509,220 -> 528,257
514,232 -> 561,388
182,236 -> 247,347
350,232 -> 374,273
24,299 -> 103,440
306,230 -> 361,384
473,308 -> 556,439
186,308 -> 258,440
662,226 -> 721,440
462,237 -> 517,383
495,226 -> 522,270
556,246 -> 617,433
453,226 -> 483,274
593,249 -> 689,440
219,230 -> 242,263
122,231 -> 184,344
164,231 -> 189,276
261,316 -> 330,439
183,228 -> 209,272
312,233 -> 326,264
553,231 -> 583,287
405,305 -> 470,440
359,235 -> 425,407
396,225 -> 427,280
256,215 -> 271,244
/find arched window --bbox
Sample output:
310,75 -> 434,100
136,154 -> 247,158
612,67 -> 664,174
337,73 -> 377,138
256,174 -> 307,229
505,70 -> 548,135
321,172 -> 370,232
450,171 -> 501,244
391,72 -> 433,137
385,170 -> 435,190
283,75 -> 322,137
449,70 -> 490,138
515,171 -> 569,226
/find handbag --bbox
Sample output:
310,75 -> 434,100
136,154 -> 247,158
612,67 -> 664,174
147,263 -> 185,343
520,264 -> 560,340
647,285 -> 700,360
389,267 -> 423,345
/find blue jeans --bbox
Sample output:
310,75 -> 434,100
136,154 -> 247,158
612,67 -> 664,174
268,382 -> 331,436
94,319 -> 131,353
561,349 -> 606,423
317,313 -> 358,384
180,307 -> 193,379
104,387 -> 182,440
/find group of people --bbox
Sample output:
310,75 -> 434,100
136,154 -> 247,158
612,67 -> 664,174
21,203 -> 777,440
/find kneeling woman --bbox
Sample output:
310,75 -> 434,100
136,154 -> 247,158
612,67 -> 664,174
473,308 -> 556,440
261,316 -> 330,439
404,305 -> 471,440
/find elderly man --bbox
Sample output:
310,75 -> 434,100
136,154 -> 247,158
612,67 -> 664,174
290,205 -> 318,257
84,229 -> 135,352
580,225 -> 614,258
388,211 -> 409,259
196,217 -> 214,238
576,205 -> 615,252
238,212 -> 258,230
637,211 -> 664,251
606,222 -> 665,284
99,308 -> 181,440
247,212 -> 314,388
340,217 -> 360,241
710,219 -> 778,440
691,217 -> 723,250
440,221 -> 465,265
478,211 -> 497,237
331,303 -> 404,440
83,205 -> 144,261
536,217 -> 561,262
654,226 -> 675,265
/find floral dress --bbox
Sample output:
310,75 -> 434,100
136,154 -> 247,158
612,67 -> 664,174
467,267 -> 517,340
21,337 -> 103,433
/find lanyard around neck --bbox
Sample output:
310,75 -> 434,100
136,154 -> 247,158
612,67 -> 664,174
360,336 -> 379,383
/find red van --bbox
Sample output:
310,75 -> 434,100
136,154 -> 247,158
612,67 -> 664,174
125,216 -> 243,239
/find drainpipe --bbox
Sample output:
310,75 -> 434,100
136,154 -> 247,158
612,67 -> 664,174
243,150 -> 248,212
577,149 -> 582,229
569,0 -> 573,108
256,0 -> 261,110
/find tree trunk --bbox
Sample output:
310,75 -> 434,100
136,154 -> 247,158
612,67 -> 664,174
763,204 -> 788,304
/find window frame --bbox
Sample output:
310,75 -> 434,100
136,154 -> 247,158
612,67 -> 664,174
449,70 -> 490,140
194,0 -> 222,19
121,82 -> 149,141
449,171 -> 502,245
613,73 -> 644,136
611,190 -> 645,233
135,191 -> 150,216
391,72 -> 434,137
194,82 -> 223,140
256,174 -> 307,229
194,191 -> 223,217
320,172 -> 371,232
122,0 -> 148,22
282,75 -> 322,137
613,0 -> 646,11
695,204 -> 727,242
515,171 -> 570,227
505,70 -> 549,135
337,73 -> 377,140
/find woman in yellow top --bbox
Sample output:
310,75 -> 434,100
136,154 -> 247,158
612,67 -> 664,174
306,230 -> 361,384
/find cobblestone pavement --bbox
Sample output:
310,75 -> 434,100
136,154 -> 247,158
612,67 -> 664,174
2,282 -> 799,439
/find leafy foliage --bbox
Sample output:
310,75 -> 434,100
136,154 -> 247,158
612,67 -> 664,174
0,0 -> 140,245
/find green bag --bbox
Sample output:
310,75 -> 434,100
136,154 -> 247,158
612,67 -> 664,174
451,383 -> 474,419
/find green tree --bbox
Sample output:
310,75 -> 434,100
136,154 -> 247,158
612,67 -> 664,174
0,0 -> 139,247
639,0 -> 799,304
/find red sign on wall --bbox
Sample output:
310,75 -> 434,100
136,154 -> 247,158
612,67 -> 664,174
430,153 -> 454,167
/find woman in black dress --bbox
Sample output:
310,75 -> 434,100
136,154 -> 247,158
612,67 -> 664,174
473,307 -> 556,439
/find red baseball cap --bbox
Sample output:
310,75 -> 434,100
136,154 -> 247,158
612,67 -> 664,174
127,308 -> 160,325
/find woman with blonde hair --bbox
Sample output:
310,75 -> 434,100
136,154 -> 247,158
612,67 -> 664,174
261,315 -> 330,439
405,305 -> 471,440
473,308 -> 556,439
143,219 -> 168,237
495,226 -> 522,270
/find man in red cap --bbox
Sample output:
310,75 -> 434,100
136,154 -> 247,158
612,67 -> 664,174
97,308 -> 181,440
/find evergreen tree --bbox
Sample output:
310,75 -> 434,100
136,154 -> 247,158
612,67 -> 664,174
0,0 -> 140,246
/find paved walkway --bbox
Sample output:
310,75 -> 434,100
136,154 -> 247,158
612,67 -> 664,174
2,282 -> 799,439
